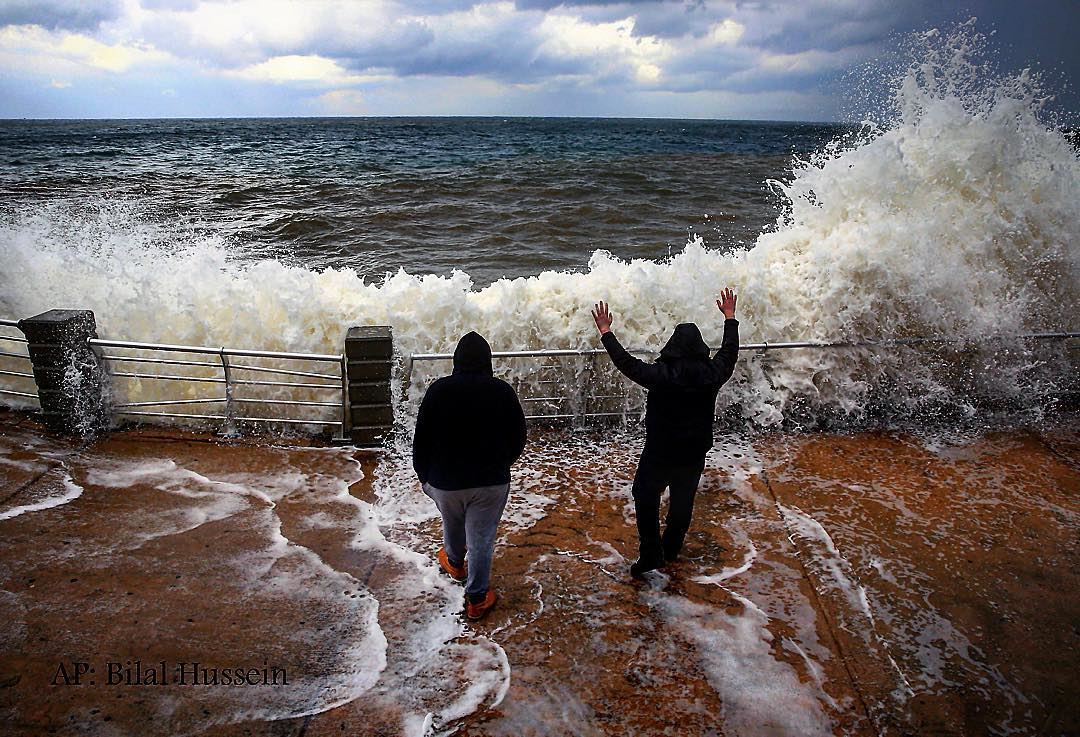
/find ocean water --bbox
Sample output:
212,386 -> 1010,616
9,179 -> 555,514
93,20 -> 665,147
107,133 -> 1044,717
0,117 -> 840,286
0,24 -> 1077,430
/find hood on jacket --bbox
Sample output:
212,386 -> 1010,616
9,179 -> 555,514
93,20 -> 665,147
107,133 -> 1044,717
658,323 -> 710,362
452,331 -> 494,376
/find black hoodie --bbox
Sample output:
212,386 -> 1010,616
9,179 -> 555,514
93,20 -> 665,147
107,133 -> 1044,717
413,332 -> 527,490
601,319 -> 739,461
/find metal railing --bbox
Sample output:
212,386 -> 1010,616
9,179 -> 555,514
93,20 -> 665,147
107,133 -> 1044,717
408,331 -> 1080,366
88,338 -> 349,433
407,331 -> 1080,421
0,319 -> 37,401
2,316 -> 1077,431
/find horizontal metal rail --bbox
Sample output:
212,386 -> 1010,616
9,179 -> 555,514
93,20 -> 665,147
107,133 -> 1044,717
411,347 -> 610,361
0,350 -> 31,360
0,319 -> 19,328
98,353 -> 340,380
111,372 -> 226,384
114,411 -> 341,426
231,378 -> 340,390
0,369 -> 35,378
0,334 -> 27,344
89,338 -> 341,362
0,388 -> 38,398
232,398 -> 341,408
228,363 -> 342,381
408,331 -> 1080,363
736,331 -> 1080,351
528,411 -> 643,421
114,398 -> 225,408
531,396 -> 641,406
99,354 -> 222,369
109,372 -> 339,390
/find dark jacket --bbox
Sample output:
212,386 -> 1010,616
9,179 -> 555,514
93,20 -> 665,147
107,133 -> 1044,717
413,332 -> 527,490
601,320 -> 739,461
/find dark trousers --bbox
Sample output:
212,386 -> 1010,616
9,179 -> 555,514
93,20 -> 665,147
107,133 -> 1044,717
631,449 -> 707,564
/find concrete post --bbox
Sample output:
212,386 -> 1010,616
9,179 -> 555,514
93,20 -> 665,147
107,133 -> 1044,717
344,326 -> 393,447
18,310 -> 108,436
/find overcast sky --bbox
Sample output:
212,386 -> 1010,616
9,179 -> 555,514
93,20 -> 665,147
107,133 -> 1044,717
0,0 -> 1075,121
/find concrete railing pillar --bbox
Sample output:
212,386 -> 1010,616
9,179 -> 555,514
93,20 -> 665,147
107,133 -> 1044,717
18,309 -> 108,436
344,326 -> 393,447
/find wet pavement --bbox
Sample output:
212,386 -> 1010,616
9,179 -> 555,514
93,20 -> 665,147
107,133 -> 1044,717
0,408 -> 1077,736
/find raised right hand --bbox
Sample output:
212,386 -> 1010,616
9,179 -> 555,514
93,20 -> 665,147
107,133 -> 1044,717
591,301 -> 613,334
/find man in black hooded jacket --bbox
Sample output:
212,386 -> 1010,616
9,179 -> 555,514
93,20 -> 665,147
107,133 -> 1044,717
592,288 -> 739,577
413,331 -> 527,619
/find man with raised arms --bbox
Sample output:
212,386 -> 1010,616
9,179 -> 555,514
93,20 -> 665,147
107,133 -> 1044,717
591,289 -> 739,578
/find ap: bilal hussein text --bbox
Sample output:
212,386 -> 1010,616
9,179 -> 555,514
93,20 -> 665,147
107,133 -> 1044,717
52,660 -> 289,686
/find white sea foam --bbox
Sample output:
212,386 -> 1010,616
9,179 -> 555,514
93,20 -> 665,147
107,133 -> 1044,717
691,537 -> 757,586
0,472 -> 83,521
648,590 -> 836,736
780,504 -> 876,624
1,25 -> 1075,428
0,452 -> 48,474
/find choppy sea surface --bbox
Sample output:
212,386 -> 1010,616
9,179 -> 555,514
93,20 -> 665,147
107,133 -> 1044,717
0,117 -> 843,285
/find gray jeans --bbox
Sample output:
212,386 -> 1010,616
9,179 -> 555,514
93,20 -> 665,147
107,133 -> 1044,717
422,481 -> 510,600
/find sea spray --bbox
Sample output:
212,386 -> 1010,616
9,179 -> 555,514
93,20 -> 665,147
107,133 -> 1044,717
0,23 -> 1076,430
736,21 -> 1079,424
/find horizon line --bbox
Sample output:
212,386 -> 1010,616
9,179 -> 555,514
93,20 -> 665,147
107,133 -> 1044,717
0,113 -> 851,126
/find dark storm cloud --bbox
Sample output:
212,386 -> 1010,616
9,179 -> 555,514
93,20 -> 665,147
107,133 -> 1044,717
512,0 -> 722,39
278,21 -> 441,73
630,4 -> 719,39
730,0 -> 915,53
338,23 -> 590,84
0,0 -> 123,30
309,23 -> 438,70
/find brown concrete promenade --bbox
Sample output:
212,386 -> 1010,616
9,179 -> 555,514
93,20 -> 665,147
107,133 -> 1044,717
0,407 -> 1077,736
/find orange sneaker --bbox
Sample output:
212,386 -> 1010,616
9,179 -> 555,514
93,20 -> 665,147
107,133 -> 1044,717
465,590 -> 497,621
437,548 -> 467,583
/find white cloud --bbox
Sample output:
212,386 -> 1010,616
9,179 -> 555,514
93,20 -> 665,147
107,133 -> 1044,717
760,47 -> 865,75
0,23 -> 172,75
709,19 -> 744,46
49,78 -> 72,88
536,13 -> 672,85
156,0 -> 319,59
129,0 -> 427,69
636,62 -> 661,84
230,54 -> 370,86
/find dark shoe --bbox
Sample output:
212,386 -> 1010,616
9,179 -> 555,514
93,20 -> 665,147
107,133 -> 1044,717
437,548 -> 467,583
630,557 -> 665,579
663,547 -> 680,564
465,590 -> 497,620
